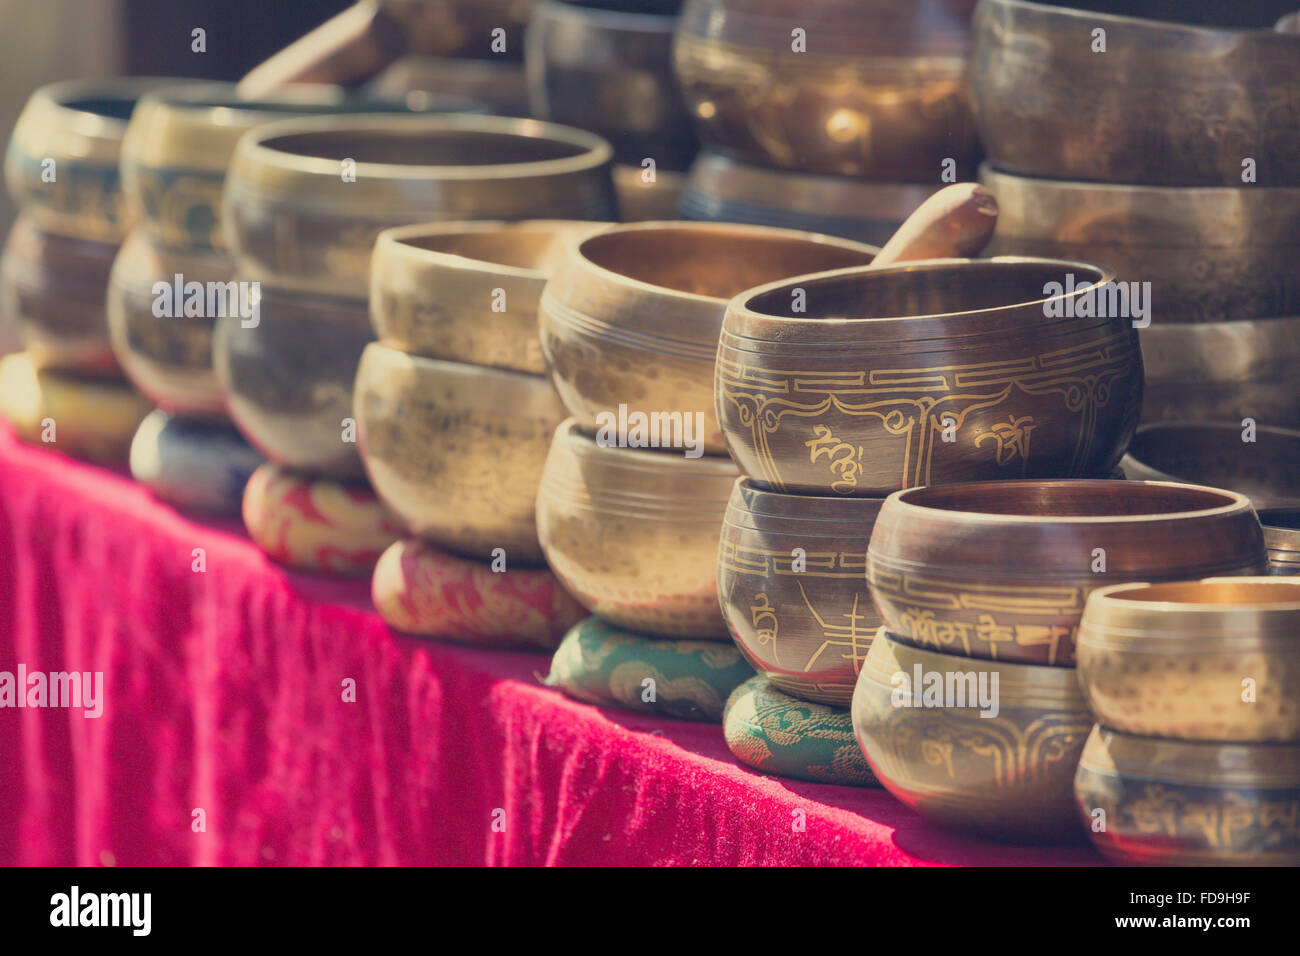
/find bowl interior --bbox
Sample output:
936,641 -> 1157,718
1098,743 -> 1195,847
1127,424 -> 1300,493
400,228 -> 572,273
63,95 -> 139,120
1031,0 -> 1297,29
260,128 -> 591,166
1260,508 -> 1300,530
899,480 -> 1235,517
1107,579 -> 1300,606
579,227 -> 873,299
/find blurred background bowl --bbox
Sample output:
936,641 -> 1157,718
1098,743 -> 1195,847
612,164 -> 684,221
367,55 -> 531,116
381,0 -> 534,60
1259,509 -> 1300,576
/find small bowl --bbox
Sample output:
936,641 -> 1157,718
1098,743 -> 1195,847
368,55 -> 531,116
679,151 -> 939,246
353,342 -> 568,565
718,257 -> 1142,495
973,0 -> 1300,186
540,221 -> 877,455
1120,422 -> 1300,510
107,230 -> 236,418
223,114 -> 616,298
851,628 -> 1093,843
526,0 -> 697,169
1139,314 -> 1300,428
369,220 -> 607,373
129,410 -> 265,516
1259,509 -> 1300,576
213,285 -> 373,480
868,480 -> 1268,666
718,478 -> 883,706
674,0 -> 979,180
1078,578 -> 1300,742
1074,725 -> 1300,866
536,418 -> 739,637
0,210 -> 119,375
613,164 -> 685,222
981,164 -> 1300,322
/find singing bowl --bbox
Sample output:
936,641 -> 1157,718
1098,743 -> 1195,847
0,210 -> 119,376
613,165 -> 685,222
851,628 -> 1092,844
717,258 -> 1142,496
213,285 -> 372,480
1077,578 -> 1300,743
972,0 -> 1300,187
368,55 -> 531,117
679,151 -> 938,246
718,478 -> 883,706
369,220 -> 607,373
380,0 -> 533,59
1139,314 -> 1300,429
981,164 -> 1300,323
129,410 -> 265,516
1259,510 -> 1300,576
4,78 -> 167,242
540,221 -> 877,456
1120,422 -> 1300,511
526,0 -> 697,170
867,480 -> 1268,667
535,418 -> 739,637
673,0 -> 979,181
353,342 -> 567,565
1074,726 -> 1300,866
106,230 -> 236,418
121,81 -> 482,253
223,114 -> 616,298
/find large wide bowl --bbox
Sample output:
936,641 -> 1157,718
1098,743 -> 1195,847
1074,725 -> 1300,866
369,219 -> 606,374
1120,422 -> 1300,511
718,257 -> 1142,495
718,478 -> 883,706
107,230 -> 237,418
867,480 -> 1268,667
1078,578 -> 1300,742
673,0 -> 979,180
536,418 -> 739,637
213,285 -> 372,480
981,164 -> 1300,323
526,0 -> 697,169
540,221 -> 876,455
852,628 -> 1093,843
354,342 -> 567,565
1139,314 -> 1300,428
1259,509 -> 1300,576
679,151 -> 938,246
223,114 -> 616,298
972,0 -> 1300,186
0,210 -> 119,376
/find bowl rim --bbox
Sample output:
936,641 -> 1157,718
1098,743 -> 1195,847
374,219 -> 610,283
551,417 -> 739,477
359,339 -> 559,390
982,0 -> 1300,39
20,77 -> 179,137
980,160 -> 1300,200
861,626 -> 1087,694
1084,576 -> 1300,615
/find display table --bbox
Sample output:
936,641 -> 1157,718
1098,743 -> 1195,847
0,423 -> 1101,866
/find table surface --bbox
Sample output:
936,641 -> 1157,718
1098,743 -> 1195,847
0,423 -> 1103,866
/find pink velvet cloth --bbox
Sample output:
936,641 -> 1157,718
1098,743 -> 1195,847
0,424 -> 1101,866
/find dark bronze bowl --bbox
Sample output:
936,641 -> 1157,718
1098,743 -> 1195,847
1259,509 -> 1300,576
718,478 -> 883,706
717,257 -> 1142,496
867,479 -> 1267,666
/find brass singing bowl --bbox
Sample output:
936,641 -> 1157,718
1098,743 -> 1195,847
4,78 -> 168,242
867,480 -> 1268,667
851,628 -> 1092,844
106,230 -> 235,419
674,0 -> 979,181
213,285 -> 372,480
1120,422 -> 1300,511
536,418 -> 739,637
680,151 -> 939,246
368,55 -> 531,117
1139,314 -> 1300,429
718,478 -> 883,706
121,81 -> 482,253
1074,725 -> 1300,866
354,342 -> 567,565
0,210 -> 119,376
1078,578 -> 1300,743
981,164 -> 1300,322
369,220 -> 607,374
1259,509 -> 1300,576
540,221 -> 877,456
718,257 -> 1141,496
526,0 -> 697,170
612,164 -> 685,222
223,114 -> 616,298
973,0 -> 1300,187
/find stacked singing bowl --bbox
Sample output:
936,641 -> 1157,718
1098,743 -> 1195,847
1,79 -> 161,462
1075,578 -> 1300,864
360,221 -> 604,642
217,114 -> 615,571
852,479 -> 1268,842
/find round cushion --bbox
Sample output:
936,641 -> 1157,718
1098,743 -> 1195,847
129,409 -> 265,515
